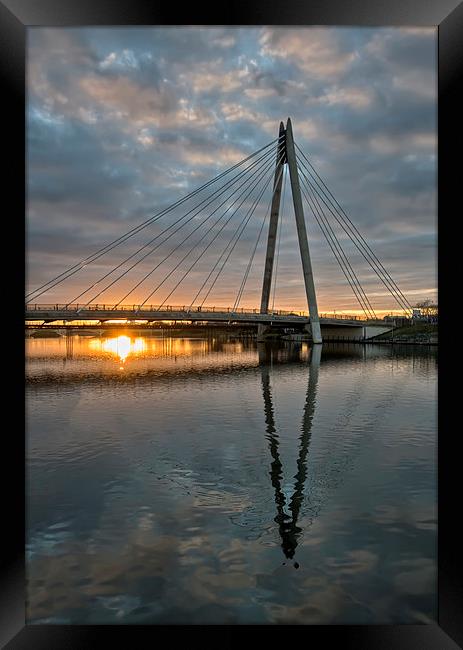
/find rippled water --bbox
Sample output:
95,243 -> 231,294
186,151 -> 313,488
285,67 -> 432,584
26,333 -> 437,624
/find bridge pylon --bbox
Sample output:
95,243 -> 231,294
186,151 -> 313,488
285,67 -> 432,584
259,119 -> 322,343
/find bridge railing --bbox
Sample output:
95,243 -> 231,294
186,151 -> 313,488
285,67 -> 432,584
25,304 -> 391,322
25,303 -> 310,317
320,313 -> 362,321
319,313 -> 391,324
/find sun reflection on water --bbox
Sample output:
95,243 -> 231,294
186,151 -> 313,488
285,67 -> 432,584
89,336 -> 147,366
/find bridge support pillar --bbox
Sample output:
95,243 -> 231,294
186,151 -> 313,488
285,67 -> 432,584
286,118 -> 322,344
304,323 -> 321,342
257,323 -> 271,341
260,121 -> 286,315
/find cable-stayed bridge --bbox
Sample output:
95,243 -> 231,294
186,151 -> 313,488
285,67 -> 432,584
26,119 -> 413,342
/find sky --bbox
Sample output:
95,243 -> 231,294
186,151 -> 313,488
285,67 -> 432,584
26,27 -> 437,315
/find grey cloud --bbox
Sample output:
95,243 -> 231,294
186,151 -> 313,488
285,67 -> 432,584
26,26 -> 437,312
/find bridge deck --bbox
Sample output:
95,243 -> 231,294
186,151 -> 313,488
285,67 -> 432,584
25,305 -> 367,327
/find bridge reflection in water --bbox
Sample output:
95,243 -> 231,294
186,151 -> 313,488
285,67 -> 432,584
258,343 -> 321,566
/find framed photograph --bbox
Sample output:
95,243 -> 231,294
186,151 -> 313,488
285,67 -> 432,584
2,0 -> 460,647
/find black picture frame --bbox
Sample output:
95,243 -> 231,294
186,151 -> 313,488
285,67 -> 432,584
2,1 -> 460,647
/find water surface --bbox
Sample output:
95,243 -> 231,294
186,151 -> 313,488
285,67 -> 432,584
26,334 -> 437,624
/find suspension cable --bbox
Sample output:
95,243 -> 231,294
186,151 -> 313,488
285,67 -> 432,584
70,145 -> 278,308
296,142 -> 413,311
299,171 -> 375,319
199,149 -> 286,308
26,136 -> 282,301
299,176 -> 372,319
137,148 -> 282,311
297,154 -> 411,316
188,148 -> 285,311
156,154 -> 284,310
295,144 -> 413,314
298,161 -> 377,318
233,164 -> 285,311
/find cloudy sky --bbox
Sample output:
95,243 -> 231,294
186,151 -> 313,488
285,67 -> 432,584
26,27 -> 437,314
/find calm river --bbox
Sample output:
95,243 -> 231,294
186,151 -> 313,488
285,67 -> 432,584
26,333 -> 437,624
